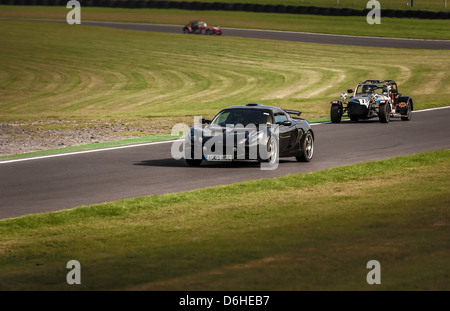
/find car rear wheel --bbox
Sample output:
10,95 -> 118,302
379,102 -> 391,123
296,131 -> 314,162
330,105 -> 342,123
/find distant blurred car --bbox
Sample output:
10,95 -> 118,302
183,21 -> 222,35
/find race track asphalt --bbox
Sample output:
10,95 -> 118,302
1,108 -> 449,219
1,18 -> 450,49
59,20 -> 450,49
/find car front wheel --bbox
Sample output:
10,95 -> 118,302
296,131 -> 314,162
330,105 -> 342,123
379,102 -> 391,123
261,137 -> 279,166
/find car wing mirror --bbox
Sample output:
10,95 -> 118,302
347,89 -> 354,94
201,118 -> 211,124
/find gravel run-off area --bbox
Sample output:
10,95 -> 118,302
0,117 -> 192,157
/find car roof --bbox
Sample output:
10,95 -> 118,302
221,104 -> 286,114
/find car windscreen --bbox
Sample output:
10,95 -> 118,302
211,109 -> 273,127
356,84 -> 386,95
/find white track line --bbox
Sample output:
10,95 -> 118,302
0,106 -> 448,164
0,140 -> 176,164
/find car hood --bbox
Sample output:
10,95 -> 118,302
203,125 -> 258,136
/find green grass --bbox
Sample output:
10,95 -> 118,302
0,149 -> 448,290
1,20 -> 449,124
87,0 -> 450,11
1,6 -> 450,39
195,0 -> 450,11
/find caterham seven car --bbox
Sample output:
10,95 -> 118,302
330,80 -> 413,123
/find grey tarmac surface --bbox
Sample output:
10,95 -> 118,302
1,108 -> 449,219
69,20 -> 450,49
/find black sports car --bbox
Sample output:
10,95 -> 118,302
183,104 -> 314,168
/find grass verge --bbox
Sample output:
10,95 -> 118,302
84,0 -> 450,11
1,6 -> 450,40
0,149 -> 449,290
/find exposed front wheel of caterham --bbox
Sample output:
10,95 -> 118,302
330,105 -> 342,123
379,102 -> 391,123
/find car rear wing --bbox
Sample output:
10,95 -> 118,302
284,109 -> 302,117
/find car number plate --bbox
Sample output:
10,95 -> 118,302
206,154 -> 232,161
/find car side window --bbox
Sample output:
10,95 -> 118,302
274,113 -> 288,124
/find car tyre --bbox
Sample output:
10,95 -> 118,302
261,137 -> 279,166
379,102 -> 391,123
401,100 -> 412,121
183,28 -> 189,34
205,29 -> 211,35
330,105 -> 342,123
296,131 -> 314,162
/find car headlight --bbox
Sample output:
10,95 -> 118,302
188,128 -> 203,143
248,132 -> 265,144
371,93 -> 379,101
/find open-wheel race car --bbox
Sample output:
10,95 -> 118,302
183,21 -> 222,35
330,80 -> 413,123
